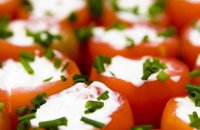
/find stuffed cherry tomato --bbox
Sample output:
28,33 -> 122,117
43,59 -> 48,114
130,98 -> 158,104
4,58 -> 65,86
87,24 -> 179,73
101,0 -> 169,27
0,50 -> 80,129
167,0 -> 200,29
16,81 -> 134,130
182,20 -> 200,69
161,83 -> 200,130
0,17 -> 79,61
17,0 -> 91,28
90,55 -> 189,127
0,0 -> 18,18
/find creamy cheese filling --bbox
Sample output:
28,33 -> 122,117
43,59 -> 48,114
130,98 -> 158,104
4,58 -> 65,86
30,0 -> 85,20
186,0 -> 200,3
92,26 -> 164,50
196,54 -> 200,67
0,56 -> 67,92
31,82 -> 121,130
114,0 -> 154,22
6,20 -> 60,46
102,56 -> 180,86
188,21 -> 200,47
175,97 -> 200,127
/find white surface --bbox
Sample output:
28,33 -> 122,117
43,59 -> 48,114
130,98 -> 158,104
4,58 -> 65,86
30,0 -> 85,20
92,26 -> 164,50
31,82 -> 121,130
0,56 -> 67,92
7,20 -> 60,46
102,56 -> 180,86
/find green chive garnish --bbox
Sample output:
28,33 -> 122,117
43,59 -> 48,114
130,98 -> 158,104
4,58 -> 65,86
75,24 -> 94,43
39,117 -> 67,128
126,36 -> 135,48
68,12 -> 77,22
190,69 -> 200,79
73,74 -> 92,85
60,75 -> 67,81
20,51 -> 35,62
0,16 -> 13,39
54,58 -> 62,69
142,35 -> 149,43
97,91 -> 109,101
45,49 -> 55,59
156,71 -> 169,82
93,56 -> 111,73
43,77 -> 53,82
31,93 -> 47,109
189,111 -> 200,129
157,27 -> 176,38
18,113 -> 36,122
61,62 -> 69,72
84,100 -> 104,114
80,116 -> 105,128
186,83 -> 200,107
16,106 -> 30,116
0,102 -> 4,112
20,59 -> 34,74
131,124 -> 154,130
87,0 -> 103,18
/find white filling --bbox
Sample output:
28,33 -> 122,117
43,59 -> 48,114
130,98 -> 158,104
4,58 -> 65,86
31,82 -> 121,130
175,97 -> 200,127
6,20 -> 60,46
188,21 -> 200,47
92,26 -> 164,50
102,56 -> 180,86
30,0 -> 85,20
0,0 -> 8,4
0,56 -> 67,92
115,0 -> 154,22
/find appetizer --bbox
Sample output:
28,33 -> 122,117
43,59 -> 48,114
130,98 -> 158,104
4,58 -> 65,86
17,81 -> 134,130
101,0 -> 168,27
17,0 -> 91,28
0,50 -> 80,128
161,83 -> 200,130
0,17 -> 79,61
90,55 -> 189,127
182,20 -> 200,69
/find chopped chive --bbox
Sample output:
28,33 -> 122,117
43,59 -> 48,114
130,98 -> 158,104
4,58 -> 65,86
17,119 -> 31,130
110,0 -> 121,11
109,71 -> 115,76
190,69 -> 200,79
31,93 -> 47,109
84,100 -> 104,114
157,71 -> 169,82
73,74 -> 92,85
20,51 -> 35,62
87,0 -> 103,18
20,59 -> 34,74
75,24 -> 94,43
21,0 -> 33,11
43,77 -> 53,82
80,116 -> 105,128
61,62 -> 69,72
189,111 -> 200,129
39,117 -> 67,128
44,49 -> 55,59
157,27 -> 176,38
93,56 -> 111,73
132,6 -> 139,15
141,70 -> 152,80
131,124 -> 154,130
97,90 -> 109,101
142,35 -> 149,43
68,12 -> 77,22
0,102 -> 4,112
18,113 -> 36,122
54,58 -> 62,69
60,75 -> 67,81
0,16 -> 13,39
0,61 -> 2,68
108,22 -> 127,30
186,83 -> 200,107
16,106 -> 30,116
126,36 -> 135,48
148,0 -> 166,18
